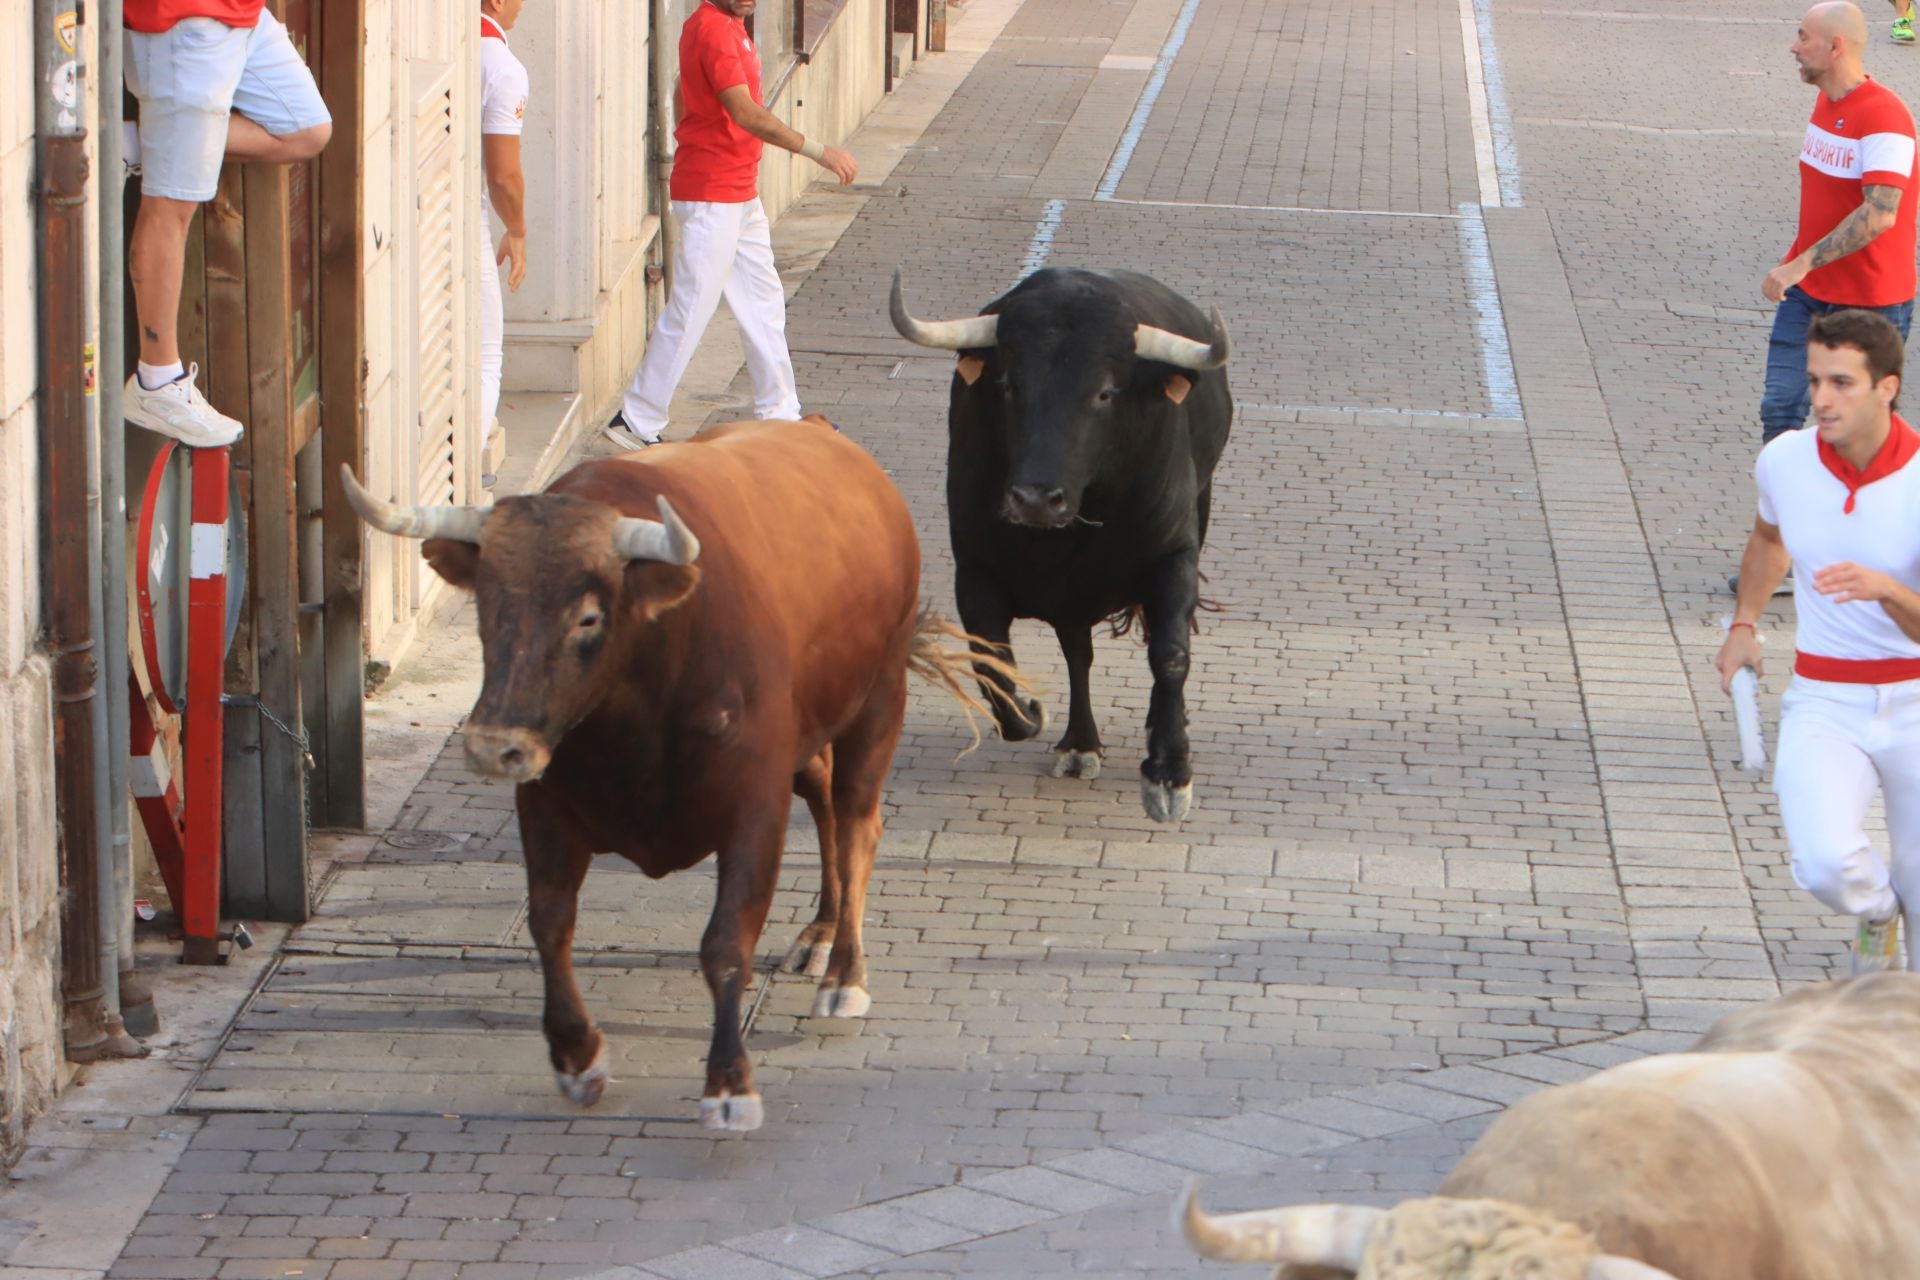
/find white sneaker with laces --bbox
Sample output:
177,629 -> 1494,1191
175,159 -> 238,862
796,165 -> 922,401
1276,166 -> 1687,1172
602,412 -> 661,452
124,365 -> 244,448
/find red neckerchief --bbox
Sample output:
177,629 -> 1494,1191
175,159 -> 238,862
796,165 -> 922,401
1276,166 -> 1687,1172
1818,413 -> 1920,513
480,15 -> 506,40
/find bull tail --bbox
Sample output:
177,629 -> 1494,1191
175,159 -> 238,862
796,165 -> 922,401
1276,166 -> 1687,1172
1104,573 -> 1227,643
907,606 -> 1039,757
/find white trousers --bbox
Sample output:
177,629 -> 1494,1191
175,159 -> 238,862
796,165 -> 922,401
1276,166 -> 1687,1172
621,198 -> 801,438
479,215 -> 504,442
1775,675 -> 1920,969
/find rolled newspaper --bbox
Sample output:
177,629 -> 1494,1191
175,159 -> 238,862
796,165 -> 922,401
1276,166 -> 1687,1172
1721,615 -> 1768,772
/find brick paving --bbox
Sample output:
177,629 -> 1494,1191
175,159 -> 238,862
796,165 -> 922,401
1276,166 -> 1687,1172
41,0 -> 1907,1277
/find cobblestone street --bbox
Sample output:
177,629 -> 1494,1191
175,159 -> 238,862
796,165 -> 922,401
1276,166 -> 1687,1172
11,0 -> 1915,1276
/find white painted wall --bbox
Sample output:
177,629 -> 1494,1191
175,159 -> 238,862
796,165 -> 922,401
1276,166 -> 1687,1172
0,0 -> 72,1167
362,0 -> 483,665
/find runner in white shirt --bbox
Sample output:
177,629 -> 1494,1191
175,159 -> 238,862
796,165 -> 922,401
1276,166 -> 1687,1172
1716,307 -> 1920,973
480,0 -> 531,464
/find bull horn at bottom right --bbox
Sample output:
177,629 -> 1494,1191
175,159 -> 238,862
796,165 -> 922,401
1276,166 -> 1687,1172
1588,1259 -> 1682,1280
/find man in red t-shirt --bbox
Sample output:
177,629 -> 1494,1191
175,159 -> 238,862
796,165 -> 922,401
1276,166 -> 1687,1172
607,0 -> 857,449
1760,3 -> 1917,448
122,0 -> 333,447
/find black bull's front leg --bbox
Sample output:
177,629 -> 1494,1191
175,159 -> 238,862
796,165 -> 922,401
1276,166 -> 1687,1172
955,561 -> 1047,741
1139,549 -> 1200,823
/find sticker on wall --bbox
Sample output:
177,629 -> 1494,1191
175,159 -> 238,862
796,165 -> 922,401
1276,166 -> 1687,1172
56,9 -> 77,54
83,341 -> 95,395
52,58 -> 78,111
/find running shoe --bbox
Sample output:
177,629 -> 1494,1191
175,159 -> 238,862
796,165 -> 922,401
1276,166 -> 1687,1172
1852,914 -> 1902,975
1895,12 -> 1914,42
124,365 -> 244,447
603,411 -> 661,451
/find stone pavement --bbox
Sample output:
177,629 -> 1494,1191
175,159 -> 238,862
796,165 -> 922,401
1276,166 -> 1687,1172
7,0 -> 1907,1277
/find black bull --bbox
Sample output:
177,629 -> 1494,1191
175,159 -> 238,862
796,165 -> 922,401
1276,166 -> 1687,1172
890,267 -> 1233,823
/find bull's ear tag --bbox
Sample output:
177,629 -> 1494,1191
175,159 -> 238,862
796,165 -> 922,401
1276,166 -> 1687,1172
956,355 -> 986,385
1164,374 -> 1193,404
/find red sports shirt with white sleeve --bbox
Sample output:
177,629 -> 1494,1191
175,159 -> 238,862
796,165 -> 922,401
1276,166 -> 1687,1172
1756,418 -> 1920,682
671,1 -> 764,203
1791,77 -> 1919,307
124,0 -> 265,33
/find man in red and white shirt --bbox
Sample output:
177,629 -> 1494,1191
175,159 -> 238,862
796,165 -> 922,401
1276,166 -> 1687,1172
123,0 -> 333,447
606,0 -> 858,449
1718,309 -> 1920,973
479,0 -> 531,471
1759,4 -> 1917,448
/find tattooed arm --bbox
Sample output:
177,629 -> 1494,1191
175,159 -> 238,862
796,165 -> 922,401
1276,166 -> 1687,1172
1764,184 -> 1904,301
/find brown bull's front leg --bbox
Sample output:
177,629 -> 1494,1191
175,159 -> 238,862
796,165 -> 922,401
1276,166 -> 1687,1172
699,809 -> 787,1132
519,789 -> 605,1105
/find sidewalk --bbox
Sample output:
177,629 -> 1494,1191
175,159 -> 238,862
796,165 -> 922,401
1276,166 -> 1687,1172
0,6 -> 1027,1276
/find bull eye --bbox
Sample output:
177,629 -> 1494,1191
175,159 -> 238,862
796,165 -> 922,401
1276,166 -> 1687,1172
576,611 -> 602,632
1096,386 -> 1116,405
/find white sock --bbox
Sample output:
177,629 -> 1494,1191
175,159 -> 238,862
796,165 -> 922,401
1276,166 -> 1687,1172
137,361 -> 184,390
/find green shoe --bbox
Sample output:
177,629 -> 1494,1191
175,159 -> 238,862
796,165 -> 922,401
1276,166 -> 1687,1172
1894,14 -> 1915,42
1852,914 -> 1902,975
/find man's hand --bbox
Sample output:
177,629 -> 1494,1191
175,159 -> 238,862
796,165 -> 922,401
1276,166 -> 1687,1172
816,145 -> 857,186
1813,560 -> 1900,604
497,231 -> 527,293
1714,627 -> 1765,695
1763,258 -> 1809,303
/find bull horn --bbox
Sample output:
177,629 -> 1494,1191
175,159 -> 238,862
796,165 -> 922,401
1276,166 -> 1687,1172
889,268 -> 1000,350
1589,1258 -> 1682,1280
1177,1180 -> 1380,1268
1133,306 -> 1230,371
339,465 -> 488,543
612,497 -> 700,566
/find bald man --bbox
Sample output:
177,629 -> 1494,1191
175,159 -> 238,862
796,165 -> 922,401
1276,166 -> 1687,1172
1759,4 -> 1916,440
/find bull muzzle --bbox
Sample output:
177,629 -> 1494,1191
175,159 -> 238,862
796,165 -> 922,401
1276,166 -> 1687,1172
464,725 -> 553,782
1003,483 -> 1074,529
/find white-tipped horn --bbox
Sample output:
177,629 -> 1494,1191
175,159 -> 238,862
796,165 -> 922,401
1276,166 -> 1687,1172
339,465 -> 487,542
612,496 -> 700,565
1589,1257 -> 1683,1280
1177,1180 -> 1380,1268
889,268 -> 1000,350
1133,305 -> 1230,371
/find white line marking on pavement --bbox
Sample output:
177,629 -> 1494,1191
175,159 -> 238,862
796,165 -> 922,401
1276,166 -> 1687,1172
1460,0 -> 1523,207
1457,203 -> 1524,420
1101,197 -> 1463,219
1021,198 -> 1068,276
1093,0 -> 1203,201
1240,402 -> 1523,423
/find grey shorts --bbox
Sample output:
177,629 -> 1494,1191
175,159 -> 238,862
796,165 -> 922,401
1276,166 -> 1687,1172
125,10 -> 331,202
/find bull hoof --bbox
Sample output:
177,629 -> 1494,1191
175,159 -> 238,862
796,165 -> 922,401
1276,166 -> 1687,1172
553,1044 -> 610,1108
998,698 -> 1048,744
809,984 -> 872,1018
1052,749 -> 1102,780
1140,778 -> 1194,824
780,933 -> 835,978
698,1090 -> 764,1132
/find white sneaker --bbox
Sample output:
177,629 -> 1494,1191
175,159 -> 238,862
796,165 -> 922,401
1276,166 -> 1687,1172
124,366 -> 243,447
602,411 -> 661,452
1852,914 -> 1902,976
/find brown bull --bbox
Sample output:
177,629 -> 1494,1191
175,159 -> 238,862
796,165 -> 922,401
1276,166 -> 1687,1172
1182,972 -> 1920,1280
344,418 -> 975,1131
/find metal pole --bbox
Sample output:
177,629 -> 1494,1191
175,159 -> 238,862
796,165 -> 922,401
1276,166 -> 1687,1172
38,0 -> 108,1062
98,0 -> 154,1041
652,0 -> 678,284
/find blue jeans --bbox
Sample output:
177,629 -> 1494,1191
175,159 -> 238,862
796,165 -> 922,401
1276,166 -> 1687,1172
1761,287 -> 1914,444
